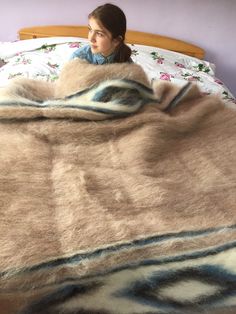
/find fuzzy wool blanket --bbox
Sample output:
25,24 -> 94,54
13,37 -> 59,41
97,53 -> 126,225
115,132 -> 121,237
0,61 -> 236,314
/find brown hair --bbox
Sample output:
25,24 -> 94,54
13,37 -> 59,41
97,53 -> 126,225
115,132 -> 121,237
88,3 -> 132,63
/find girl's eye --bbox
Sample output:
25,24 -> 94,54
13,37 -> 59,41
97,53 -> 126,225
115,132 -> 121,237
88,28 -> 105,38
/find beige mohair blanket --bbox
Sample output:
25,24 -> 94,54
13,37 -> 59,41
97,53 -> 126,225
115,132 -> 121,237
0,61 -> 235,314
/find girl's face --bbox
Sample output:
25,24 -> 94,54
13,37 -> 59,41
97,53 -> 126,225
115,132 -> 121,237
88,17 -> 120,57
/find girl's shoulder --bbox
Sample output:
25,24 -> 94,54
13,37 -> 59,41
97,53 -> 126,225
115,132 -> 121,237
70,45 -> 92,60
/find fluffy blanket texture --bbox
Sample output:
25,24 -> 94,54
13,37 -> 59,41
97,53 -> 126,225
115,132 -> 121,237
0,60 -> 235,314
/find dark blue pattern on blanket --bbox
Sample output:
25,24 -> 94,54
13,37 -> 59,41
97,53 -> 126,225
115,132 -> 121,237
18,225 -> 236,314
91,86 -> 152,105
20,253 -> 236,314
61,78 -> 160,116
115,265 -> 236,311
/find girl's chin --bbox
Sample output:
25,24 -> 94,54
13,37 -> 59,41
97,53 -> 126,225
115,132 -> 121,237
91,47 -> 99,53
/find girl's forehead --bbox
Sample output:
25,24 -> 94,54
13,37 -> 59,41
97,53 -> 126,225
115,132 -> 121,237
88,17 -> 109,34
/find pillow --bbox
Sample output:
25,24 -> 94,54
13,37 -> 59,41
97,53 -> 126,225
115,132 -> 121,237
0,37 -> 87,60
129,44 -> 235,104
0,37 -> 88,87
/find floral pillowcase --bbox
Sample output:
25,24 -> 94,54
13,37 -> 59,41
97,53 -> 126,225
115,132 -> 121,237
0,37 -> 235,104
130,44 -> 235,104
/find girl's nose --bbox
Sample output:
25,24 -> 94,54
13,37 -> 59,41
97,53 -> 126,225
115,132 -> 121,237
89,31 -> 96,42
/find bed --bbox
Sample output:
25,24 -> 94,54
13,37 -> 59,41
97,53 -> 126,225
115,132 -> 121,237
0,26 -> 235,314
0,26 -> 235,104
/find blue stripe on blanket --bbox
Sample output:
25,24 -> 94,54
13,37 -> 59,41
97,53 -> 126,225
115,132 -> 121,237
0,79 -> 195,120
3,240 -> 236,297
1,224 -> 235,277
0,102 -> 140,116
0,79 -> 161,118
164,82 -> 192,112
20,240 -> 236,282
65,79 -> 155,100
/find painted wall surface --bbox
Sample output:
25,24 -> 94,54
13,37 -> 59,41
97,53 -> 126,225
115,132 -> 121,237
1,0 -> 235,96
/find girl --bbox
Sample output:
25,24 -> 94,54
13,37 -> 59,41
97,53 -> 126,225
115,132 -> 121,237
70,3 -> 132,64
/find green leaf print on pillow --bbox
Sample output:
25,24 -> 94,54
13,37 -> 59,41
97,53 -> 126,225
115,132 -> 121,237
150,52 -> 164,64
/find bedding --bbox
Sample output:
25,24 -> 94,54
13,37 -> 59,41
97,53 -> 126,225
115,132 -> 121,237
0,59 -> 236,314
0,36 -> 235,105
0,58 -> 235,314
0,34 -> 235,314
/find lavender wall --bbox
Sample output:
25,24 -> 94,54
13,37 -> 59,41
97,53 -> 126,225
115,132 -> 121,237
1,0 -> 235,96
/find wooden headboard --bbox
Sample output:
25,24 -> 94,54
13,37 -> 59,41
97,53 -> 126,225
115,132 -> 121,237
18,25 -> 205,59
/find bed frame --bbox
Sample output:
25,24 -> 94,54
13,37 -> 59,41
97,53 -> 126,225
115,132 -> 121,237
18,25 -> 205,59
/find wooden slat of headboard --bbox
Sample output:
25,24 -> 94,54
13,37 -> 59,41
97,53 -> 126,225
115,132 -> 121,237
18,25 -> 205,59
